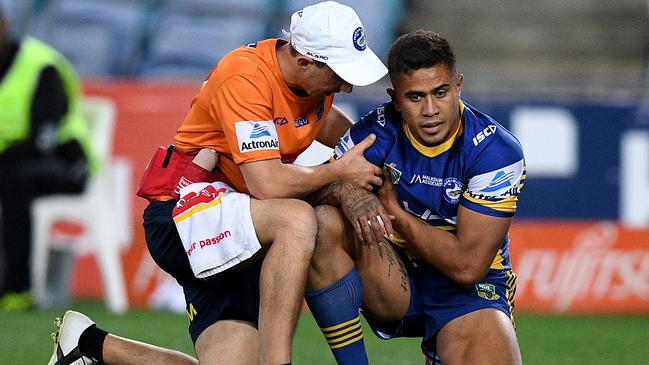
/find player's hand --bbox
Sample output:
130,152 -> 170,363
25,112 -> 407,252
332,134 -> 383,190
376,167 -> 401,214
337,182 -> 395,247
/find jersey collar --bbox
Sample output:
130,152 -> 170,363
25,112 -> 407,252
403,101 -> 465,157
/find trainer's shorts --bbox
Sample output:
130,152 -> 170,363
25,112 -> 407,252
365,253 -> 517,361
144,200 -> 263,343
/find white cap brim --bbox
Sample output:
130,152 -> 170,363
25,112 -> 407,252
328,48 -> 388,87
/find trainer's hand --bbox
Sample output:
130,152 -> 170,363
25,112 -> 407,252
331,134 -> 383,190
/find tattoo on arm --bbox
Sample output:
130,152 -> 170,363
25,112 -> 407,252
304,181 -> 370,207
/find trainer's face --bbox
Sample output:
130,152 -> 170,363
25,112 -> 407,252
388,64 -> 463,147
304,64 -> 352,98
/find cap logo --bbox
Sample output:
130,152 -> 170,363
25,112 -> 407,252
352,27 -> 367,51
305,50 -> 328,61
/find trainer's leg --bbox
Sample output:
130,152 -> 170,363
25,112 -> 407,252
250,198 -> 317,365
102,334 -> 198,365
436,308 -> 522,365
194,320 -> 258,365
306,205 -> 411,365
49,310 -> 197,365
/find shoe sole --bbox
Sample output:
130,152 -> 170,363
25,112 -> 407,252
48,310 -> 70,365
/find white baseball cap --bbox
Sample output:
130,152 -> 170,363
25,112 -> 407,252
283,1 -> 387,86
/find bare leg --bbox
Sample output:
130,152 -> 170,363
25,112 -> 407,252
309,205 -> 410,323
251,198 -> 317,365
436,308 -> 522,365
103,335 -> 197,365
98,198 -> 315,365
195,320 -> 259,365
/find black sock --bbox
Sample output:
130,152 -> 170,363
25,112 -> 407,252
78,324 -> 108,364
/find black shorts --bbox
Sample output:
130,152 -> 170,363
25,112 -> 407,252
143,200 -> 263,343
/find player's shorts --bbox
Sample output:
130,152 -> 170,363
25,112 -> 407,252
144,200 -> 263,343
364,253 -> 517,361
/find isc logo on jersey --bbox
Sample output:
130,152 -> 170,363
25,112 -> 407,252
472,125 -> 497,146
235,121 -> 279,153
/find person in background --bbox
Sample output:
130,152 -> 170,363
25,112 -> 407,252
48,2 -> 388,365
305,30 -> 525,365
0,9 -> 96,312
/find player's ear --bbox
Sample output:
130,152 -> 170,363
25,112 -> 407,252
456,73 -> 464,97
387,88 -> 400,111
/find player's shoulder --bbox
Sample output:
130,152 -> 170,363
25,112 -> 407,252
461,101 -> 523,159
353,101 -> 402,139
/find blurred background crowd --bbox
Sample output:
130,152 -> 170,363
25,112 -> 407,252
2,0 -> 648,100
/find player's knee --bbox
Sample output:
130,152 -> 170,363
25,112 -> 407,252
314,205 -> 346,251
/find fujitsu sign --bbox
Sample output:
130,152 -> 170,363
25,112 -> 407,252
510,221 -> 649,313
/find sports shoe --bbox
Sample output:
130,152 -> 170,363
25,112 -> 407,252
48,310 -> 98,365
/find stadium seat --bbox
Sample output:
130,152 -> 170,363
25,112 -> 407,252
0,0 -> 35,38
31,96 -> 131,314
160,0 -> 274,14
30,0 -> 148,77
138,1 -> 272,80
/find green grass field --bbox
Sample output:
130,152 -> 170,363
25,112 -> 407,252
2,301 -> 648,364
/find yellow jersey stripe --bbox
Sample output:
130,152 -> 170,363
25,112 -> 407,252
404,119 -> 463,157
463,193 -> 518,212
489,249 -> 505,270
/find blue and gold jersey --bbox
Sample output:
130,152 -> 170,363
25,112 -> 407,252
334,101 -> 526,270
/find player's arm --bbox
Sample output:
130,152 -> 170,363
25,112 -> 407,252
315,105 -> 354,148
305,181 -> 394,247
241,134 -> 381,199
377,169 -> 510,286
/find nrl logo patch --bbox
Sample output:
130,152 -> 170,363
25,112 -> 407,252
475,283 -> 500,301
384,162 -> 402,185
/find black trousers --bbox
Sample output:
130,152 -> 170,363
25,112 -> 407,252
0,142 -> 87,294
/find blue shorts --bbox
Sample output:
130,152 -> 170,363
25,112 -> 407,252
365,253 -> 517,360
143,200 -> 263,343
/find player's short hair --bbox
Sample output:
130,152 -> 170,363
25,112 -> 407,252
289,42 -> 327,68
387,30 -> 456,79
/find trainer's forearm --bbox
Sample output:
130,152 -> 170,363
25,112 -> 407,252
244,162 -> 341,199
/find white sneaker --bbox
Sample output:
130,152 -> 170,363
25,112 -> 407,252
48,310 -> 98,365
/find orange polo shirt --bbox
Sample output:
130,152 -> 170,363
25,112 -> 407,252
174,39 -> 333,193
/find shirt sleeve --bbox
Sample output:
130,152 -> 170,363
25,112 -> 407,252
333,103 -> 392,167
211,74 -> 280,165
460,133 -> 526,217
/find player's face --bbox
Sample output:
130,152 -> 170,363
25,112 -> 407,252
388,64 -> 463,147
304,64 -> 353,98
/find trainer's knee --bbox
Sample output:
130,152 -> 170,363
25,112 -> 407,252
275,199 -> 318,250
285,199 -> 317,233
